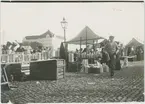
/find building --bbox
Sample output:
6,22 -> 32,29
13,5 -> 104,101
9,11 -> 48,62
23,29 -> 64,50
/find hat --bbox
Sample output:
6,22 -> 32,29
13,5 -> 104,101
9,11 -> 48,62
109,35 -> 114,39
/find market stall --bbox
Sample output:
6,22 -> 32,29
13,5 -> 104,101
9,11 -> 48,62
65,26 -> 105,73
125,38 -> 144,61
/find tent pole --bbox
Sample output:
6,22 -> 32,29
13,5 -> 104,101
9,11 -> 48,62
78,37 -> 82,73
80,37 -> 82,61
93,40 -> 95,64
86,26 -> 87,59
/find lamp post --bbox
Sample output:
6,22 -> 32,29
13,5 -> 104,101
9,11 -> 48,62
61,17 -> 68,71
61,17 -> 68,42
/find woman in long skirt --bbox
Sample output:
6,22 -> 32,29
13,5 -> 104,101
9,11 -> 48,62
116,47 -> 122,70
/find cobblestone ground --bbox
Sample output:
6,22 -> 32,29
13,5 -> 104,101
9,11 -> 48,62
1,61 -> 144,103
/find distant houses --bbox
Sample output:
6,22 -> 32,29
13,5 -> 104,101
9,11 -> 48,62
23,29 -> 64,50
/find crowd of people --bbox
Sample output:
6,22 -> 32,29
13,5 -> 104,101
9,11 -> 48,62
1,37 -> 144,77
1,41 -> 53,55
127,46 -> 144,61
1,41 -> 54,62
73,36 -> 143,79
73,36 -> 126,79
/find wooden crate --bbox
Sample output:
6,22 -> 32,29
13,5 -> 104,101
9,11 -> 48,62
1,63 -> 22,81
30,59 -> 65,80
88,67 -> 101,74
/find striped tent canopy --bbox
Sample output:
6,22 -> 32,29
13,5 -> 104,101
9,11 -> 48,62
66,26 -> 104,45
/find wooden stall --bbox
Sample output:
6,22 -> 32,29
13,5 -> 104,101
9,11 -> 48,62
65,26 -> 104,72
125,38 -> 144,61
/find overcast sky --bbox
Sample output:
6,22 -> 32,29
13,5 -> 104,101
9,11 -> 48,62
1,2 -> 144,46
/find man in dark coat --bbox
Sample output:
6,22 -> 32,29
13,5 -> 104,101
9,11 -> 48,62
104,36 -> 119,79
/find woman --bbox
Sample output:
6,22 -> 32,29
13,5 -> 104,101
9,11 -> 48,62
115,44 -> 122,70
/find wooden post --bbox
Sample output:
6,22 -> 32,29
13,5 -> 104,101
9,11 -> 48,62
13,54 -> 15,63
80,37 -> 82,61
65,42 -> 68,72
7,54 -> 9,63
22,53 -> 24,63
78,37 -> 82,72
42,52 -> 43,60
86,26 -> 87,59
93,40 -> 95,63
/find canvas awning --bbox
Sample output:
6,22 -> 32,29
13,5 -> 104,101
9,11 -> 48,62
125,38 -> 144,48
66,26 -> 104,45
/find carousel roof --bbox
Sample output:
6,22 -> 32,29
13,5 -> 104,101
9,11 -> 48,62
66,26 -> 104,45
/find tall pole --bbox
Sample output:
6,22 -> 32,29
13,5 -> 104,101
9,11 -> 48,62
61,17 -> 68,71
93,40 -> 95,63
80,37 -> 82,61
64,28 -> 68,72
64,28 -> 66,43
86,26 -> 87,59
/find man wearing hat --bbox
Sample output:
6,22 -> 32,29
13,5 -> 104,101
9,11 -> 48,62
104,36 -> 119,79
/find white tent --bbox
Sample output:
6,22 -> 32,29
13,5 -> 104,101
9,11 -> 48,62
125,38 -> 144,56
125,38 -> 144,48
66,26 -> 104,45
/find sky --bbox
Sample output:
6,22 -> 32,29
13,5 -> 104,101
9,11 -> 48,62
0,2 -> 144,48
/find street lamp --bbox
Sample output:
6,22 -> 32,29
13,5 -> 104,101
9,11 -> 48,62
61,17 -> 68,42
61,17 -> 68,72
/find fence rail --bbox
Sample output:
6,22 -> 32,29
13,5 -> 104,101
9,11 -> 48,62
1,51 -> 56,64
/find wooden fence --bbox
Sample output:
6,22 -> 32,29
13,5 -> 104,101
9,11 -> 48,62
1,51 -> 57,64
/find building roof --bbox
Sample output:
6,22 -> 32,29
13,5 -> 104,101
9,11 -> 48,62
66,26 -> 104,45
25,29 -> 54,40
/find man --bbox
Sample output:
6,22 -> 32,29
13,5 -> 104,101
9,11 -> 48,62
104,36 -> 119,79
